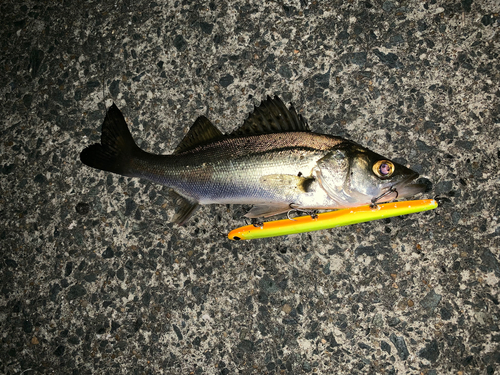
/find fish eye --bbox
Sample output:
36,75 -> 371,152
373,160 -> 394,178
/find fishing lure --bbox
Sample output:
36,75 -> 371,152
228,199 -> 438,240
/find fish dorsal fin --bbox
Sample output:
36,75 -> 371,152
231,96 -> 310,137
174,116 -> 223,154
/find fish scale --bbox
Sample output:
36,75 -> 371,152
131,134 -> 332,203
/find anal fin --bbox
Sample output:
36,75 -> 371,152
170,191 -> 199,225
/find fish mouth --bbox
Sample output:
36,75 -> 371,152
394,172 -> 427,199
395,182 -> 427,199
374,173 -> 426,204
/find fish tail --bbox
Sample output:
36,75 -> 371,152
80,104 -> 143,176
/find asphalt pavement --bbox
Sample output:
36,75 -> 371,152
1,0 -> 499,374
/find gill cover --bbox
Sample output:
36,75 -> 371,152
313,148 -> 367,205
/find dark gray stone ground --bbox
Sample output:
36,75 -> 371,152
1,0 -> 499,374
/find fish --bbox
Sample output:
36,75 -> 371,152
80,96 -> 426,225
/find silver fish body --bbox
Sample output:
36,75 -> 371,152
81,97 -> 425,224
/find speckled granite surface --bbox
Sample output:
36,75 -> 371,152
1,0 -> 499,374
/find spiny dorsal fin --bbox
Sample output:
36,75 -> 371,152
174,116 -> 223,154
231,96 -> 310,137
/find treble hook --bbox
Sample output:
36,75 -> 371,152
287,204 -> 318,221
251,218 -> 264,228
370,186 -> 399,208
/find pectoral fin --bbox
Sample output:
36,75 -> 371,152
259,174 -> 314,194
245,174 -> 315,218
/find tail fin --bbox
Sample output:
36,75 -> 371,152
80,104 -> 142,176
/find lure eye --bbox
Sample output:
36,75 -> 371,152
373,160 -> 394,178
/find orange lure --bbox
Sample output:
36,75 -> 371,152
228,199 -> 438,240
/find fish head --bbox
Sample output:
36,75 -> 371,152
315,143 -> 426,206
